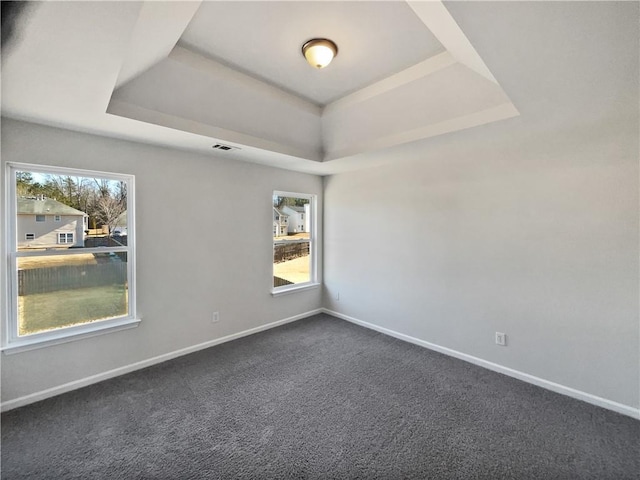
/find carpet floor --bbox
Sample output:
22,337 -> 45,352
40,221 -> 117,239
2,313 -> 639,479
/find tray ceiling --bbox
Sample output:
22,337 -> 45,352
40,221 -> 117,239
1,1 -> 520,175
179,1 -> 445,106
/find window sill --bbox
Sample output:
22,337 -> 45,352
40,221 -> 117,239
271,282 -> 321,297
1,317 -> 141,355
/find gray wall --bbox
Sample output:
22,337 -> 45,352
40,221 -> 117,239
323,0 -> 639,413
323,117 -> 639,411
1,119 -> 323,403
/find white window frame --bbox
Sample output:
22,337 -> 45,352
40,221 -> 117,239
3,162 -> 139,353
25,233 -> 35,241
271,191 -> 319,296
54,215 -> 61,222
57,232 -> 74,244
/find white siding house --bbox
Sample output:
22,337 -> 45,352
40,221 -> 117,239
282,204 -> 310,233
17,196 -> 88,249
273,208 -> 288,237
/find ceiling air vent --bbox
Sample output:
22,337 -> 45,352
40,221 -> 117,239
212,143 -> 239,152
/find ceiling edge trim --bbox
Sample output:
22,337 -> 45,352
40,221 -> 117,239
407,0 -> 498,85
323,51 -> 456,116
323,101 -> 520,161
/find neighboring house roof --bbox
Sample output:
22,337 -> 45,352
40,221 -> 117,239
273,207 -> 288,219
17,197 -> 86,216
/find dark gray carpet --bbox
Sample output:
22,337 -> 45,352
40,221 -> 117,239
2,314 -> 638,479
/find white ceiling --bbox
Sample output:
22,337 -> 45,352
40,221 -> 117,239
1,1 -> 636,176
179,1 -> 445,106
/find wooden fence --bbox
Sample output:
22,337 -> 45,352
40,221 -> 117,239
274,242 -> 309,263
18,262 -> 127,296
273,276 -> 294,288
84,236 -> 127,248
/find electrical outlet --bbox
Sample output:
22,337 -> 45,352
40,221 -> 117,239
495,332 -> 507,346
212,311 -> 220,323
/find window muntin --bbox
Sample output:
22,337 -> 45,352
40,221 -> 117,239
54,215 -> 61,222
57,232 -> 74,244
5,163 -> 136,350
272,192 -> 316,292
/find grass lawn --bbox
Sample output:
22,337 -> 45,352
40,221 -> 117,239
18,253 -> 97,270
18,285 -> 127,336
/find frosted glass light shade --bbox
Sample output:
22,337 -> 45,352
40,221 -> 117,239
302,39 -> 338,69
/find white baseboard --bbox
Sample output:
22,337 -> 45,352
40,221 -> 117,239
1,309 -> 322,412
323,308 -> 640,420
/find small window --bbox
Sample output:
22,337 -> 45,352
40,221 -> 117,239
54,215 -> 61,222
5,163 -> 137,351
35,215 -> 45,222
272,192 -> 316,293
57,232 -> 74,244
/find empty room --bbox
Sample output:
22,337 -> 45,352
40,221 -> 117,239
1,1 -> 638,478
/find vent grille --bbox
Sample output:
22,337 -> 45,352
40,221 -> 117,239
212,143 -> 239,151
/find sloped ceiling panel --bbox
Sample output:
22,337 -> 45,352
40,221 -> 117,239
110,47 -> 324,161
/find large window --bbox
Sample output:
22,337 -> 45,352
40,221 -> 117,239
272,191 -> 317,293
4,163 -> 137,352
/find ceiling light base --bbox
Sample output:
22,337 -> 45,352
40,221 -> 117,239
302,38 -> 338,69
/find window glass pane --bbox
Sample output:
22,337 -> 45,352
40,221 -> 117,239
273,240 -> 310,286
16,252 -> 128,336
273,195 -> 311,288
10,167 -> 133,345
16,170 -> 127,248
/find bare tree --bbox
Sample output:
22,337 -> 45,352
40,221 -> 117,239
93,178 -> 111,198
95,196 -> 126,236
16,172 -> 34,196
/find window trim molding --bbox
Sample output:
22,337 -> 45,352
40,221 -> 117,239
271,190 -> 317,295
1,317 -> 141,354
4,162 -> 137,352
57,232 -> 74,244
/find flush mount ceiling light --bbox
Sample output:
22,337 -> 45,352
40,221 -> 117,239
302,38 -> 338,69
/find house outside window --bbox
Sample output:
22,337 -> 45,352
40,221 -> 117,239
4,163 -> 137,352
54,215 -> 61,222
35,215 -> 45,222
272,191 -> 317,293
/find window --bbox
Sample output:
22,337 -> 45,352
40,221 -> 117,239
5,163 -> 137,352
35,215 -> 45,222
54,215 -> 61,222
272,191 -> 317,294
57,232 -> 74,244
